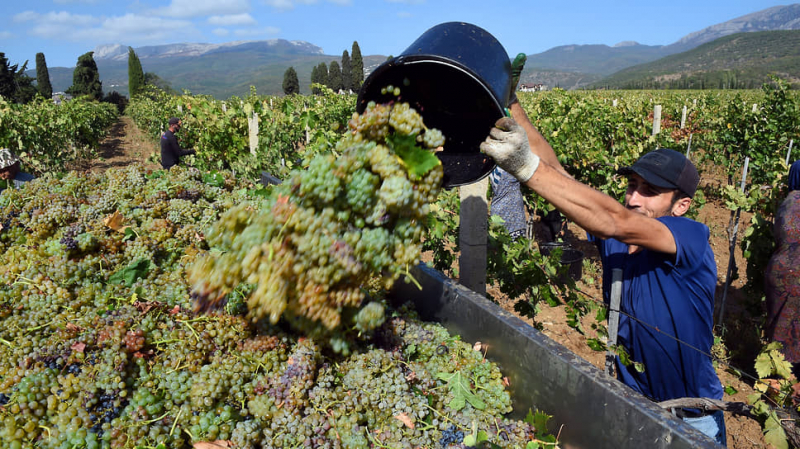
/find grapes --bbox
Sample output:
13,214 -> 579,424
0,100 -> 555,448
189,97 -> 447,351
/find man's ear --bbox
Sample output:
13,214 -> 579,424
671,197 -> 692,217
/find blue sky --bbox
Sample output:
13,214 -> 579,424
0,0 -> 792,68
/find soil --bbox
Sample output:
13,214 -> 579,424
93,117 -> 770,448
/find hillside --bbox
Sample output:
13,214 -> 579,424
36,39 -> 386,99
590,30 -> 800,89
520,4 -> 800,89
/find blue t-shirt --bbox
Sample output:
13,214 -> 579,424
591,216 -> 723,402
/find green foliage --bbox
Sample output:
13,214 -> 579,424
341,50 -> 352,94
0,96 -> 118,174
0,53 -> 37,104
128,47 -> 145,98
351,41 -> 364,91
328,60 -> 343,93
436,371 -> 486,411
35,53 -> 52,99
386,133 -> 440,180
282,66 -> 300,95
108,258 -> 152,287
67,51 -> 103,101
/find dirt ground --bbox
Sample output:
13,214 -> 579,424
95,117 -> 770,448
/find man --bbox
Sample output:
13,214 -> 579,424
0,148 -> 35,191
160,117 -> 196,169
481,101 -> 726,445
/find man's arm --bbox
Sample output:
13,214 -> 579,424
508,101 -> 570,178
524,161 -> 677,254
482,115 -> 677,255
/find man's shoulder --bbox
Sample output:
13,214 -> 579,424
657,216 -> 709,240
14,172 -> 35,183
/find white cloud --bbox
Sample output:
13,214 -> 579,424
53,0 -> 102,3
17,11 -> 196,45
0,31 -> 12,39
155,0 -> 250,18
208,13 -> 257,26
212,28 -> 230,36
396,11 -> 412,18
385,0 -> 424,4
262,0 -> 350,10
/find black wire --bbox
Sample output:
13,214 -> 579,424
566,284 -> 794,406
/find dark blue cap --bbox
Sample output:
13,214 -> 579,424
618,148 -> 699,198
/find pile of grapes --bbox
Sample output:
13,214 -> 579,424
0,100 -> 555,448
189,99 -> 446,352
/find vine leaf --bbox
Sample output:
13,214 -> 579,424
436,371 -> 486,411
387,134 -> 440,180
764,412 -> 789,449
108,258 -> 151,287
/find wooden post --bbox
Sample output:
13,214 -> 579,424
458,178 -> 489,295
652,105 -> 662,136
786,139 -> 794,165
718,157 -> 750,325
605,268 -> 623,377
248,112 -> 259,156
752,104 -> 758,112
177,105 -> 183,113
680,105 -> 687,129
222,102 -> 227,112
612,99 -> 618,107
686,134 -> 693,158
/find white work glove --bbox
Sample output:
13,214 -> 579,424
480,117 -> 540,183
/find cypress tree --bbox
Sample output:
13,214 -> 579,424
310,65 -> 320,94
350,41 -> 364,91
328,60 -> 343,93
35,53 -> 53,99
341,50 -> 352,93
128,47 -> 145,98
283,67 -> 300,95
317,62 -> 329,91
67,51 -> 103,100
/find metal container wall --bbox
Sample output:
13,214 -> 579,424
388,264 -> 721,449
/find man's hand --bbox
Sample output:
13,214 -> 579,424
480,117 -> 540,183
509,53 -> 527,105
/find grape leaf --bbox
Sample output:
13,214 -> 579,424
436,371 -> 485,411
386,134 -> 440,180
108,258 -> 151,287
764,413 -> 789,449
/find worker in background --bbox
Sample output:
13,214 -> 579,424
161,117 -> 196,169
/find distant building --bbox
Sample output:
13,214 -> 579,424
52,92 -> 72,105
519,83 -> 546,92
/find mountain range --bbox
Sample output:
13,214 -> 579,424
32,4 -> 800,98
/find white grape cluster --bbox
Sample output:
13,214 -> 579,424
189,96 -> 445,349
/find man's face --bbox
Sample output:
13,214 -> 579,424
624,174 -> 678,218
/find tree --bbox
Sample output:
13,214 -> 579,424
67,51 -> 102,100
311,63 -> 328,95
283,67 -> 300,95
0,53 -> 15,100
351,41 -> 364,91
144,72 -> 177,95
35,53 -> 52,99
0,53 -> 37,104
328,60 -> 343,93
128,47 -> 145,98
341,50 -> 352,93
